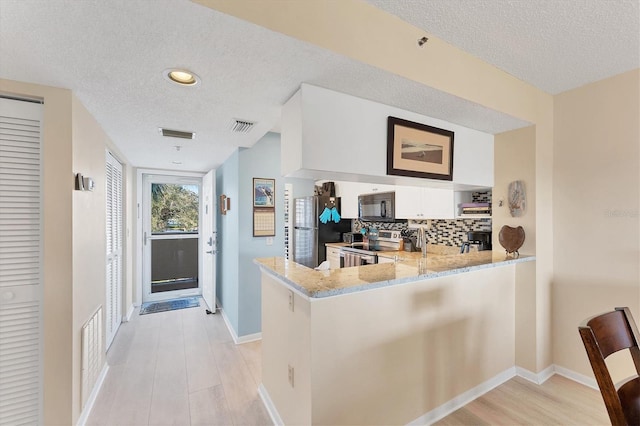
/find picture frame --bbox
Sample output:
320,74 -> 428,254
386,116 -> 454,181
253,178 -> 275,207
253,208 -> 276,237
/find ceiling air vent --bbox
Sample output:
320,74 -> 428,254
159,128 -> 195,139
229,119 -> 255,134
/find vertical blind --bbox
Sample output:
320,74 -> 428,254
283,183 -> 292,259
105,152 -> 123,349
0,97 -> 43,425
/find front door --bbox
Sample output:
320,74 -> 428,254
142,174 -> 201,302
201,169 -> 216,312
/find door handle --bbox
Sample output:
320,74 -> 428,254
206,250 -> 216,254
144,231 -> 148,246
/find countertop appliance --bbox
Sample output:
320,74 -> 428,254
340,230 -> 402,267
358,191 -> 395,222
292,196 -> 352,268
460,231 -> 492,253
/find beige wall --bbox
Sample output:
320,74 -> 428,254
494,126 -> 537,256
0,79 -> 133,424
1,78 -> 74,425
70,96 -> 108,419
262,263 -> 519,425
552,70 -> 640,381
494,127 -> 539,372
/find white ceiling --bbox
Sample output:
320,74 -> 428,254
0,0 -> 637,172
367,0 -> 640,95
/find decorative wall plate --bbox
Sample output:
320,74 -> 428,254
508,180 -> 526,217
498,225 -> 525,256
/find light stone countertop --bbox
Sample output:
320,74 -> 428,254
325,242 -> 350,248
255,251 -> 535,299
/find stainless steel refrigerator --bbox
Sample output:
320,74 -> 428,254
292,196 -> 352,268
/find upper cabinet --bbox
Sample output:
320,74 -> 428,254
281,84 -> 495,189
334,181 -> 395,219
332,180 -> 455,220
395,187 -> 454,219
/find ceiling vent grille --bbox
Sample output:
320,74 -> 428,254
229,119 -> 255,133
159,128 -> 195,139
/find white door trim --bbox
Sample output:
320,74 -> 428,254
135,169 -> 205,304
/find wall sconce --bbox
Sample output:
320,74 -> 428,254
219,194 -> 231,215
75,173 -> 95,191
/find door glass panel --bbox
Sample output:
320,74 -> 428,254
151,183 -> 199,234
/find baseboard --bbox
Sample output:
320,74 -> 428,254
76,363 -> 109,426
258,383 -> 283,426
238,332 -> 262,344
407,367 -> 516,425
516,364 -> 555,384
123,303 -> 135,322
217,305 -> 240,344
553,364 -> 598,390
216,301 -> 262,345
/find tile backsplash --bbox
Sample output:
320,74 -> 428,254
352,220 -> 407,231
422,218 -> 492,247
353,217 -> 492,247
472,190 -> 492,204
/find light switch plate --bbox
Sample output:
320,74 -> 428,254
266,237 -> 273,246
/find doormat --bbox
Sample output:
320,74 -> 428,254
139,297 -> 200,315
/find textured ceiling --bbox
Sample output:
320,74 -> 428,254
1,1 -> 636,172
367,0 -> 640,94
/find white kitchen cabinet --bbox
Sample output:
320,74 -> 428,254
334,181 -> 360,219
326,246 -> 342,269
334,181 -> 394,219
394,186 -> 424,219
395,186 -> 455,219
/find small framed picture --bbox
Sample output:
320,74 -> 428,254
253,178 -> 275,207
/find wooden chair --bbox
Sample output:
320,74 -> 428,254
579,307 -> 640,425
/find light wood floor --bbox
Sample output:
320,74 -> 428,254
435,374 -> 609,425
88,302 -> 608,426
87,302 -> 271,426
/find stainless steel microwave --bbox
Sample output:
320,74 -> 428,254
358,191 -> 395,222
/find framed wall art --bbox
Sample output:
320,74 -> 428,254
253,178 -> 275,207
386,116 -> 454,181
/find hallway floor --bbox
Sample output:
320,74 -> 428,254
87,303 -> 271,426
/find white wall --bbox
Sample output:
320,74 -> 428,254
282,84 -> 494,188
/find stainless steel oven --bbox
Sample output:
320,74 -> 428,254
340,248 -> 377,267
339,230 -> 402,267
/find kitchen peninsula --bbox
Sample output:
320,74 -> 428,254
255,252 -> 535,425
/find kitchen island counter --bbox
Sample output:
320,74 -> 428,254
257,249 -> 536,425
254,251 -> 533,299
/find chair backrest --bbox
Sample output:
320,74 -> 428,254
579,307 -> 640,426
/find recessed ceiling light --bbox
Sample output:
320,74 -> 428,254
163,68 -> 200,86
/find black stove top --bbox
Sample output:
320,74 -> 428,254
343,244 -> 394,254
